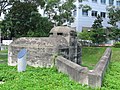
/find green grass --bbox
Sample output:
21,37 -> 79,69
0,50 -> 8,53
0,50 -> 8,62
82,47 -> 106,69
101,48 -> 120,90
0,48 -> 120,90
0,50 -> 92,90
0,64 -> 93,90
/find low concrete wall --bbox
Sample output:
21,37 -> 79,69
55,48 -> 112,88
88,48 -> 112,88
55,56 -> 88,84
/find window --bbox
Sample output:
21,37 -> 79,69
82,9 -> 88,16
92,0 -> 97,3
91,11 -> 97,17
116,1 -> 120,6
101,0 -> 106,4
100,12 -> 106,18
109,0 -> 114,5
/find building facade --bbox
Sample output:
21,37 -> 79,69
71,0 -> 120,32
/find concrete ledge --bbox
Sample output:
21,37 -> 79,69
55,56 -> 88,84
88,48 -> 112,88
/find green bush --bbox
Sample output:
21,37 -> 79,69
114,42 -> 120,48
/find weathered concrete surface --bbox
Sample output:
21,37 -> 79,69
8,37 -> 68,67
56,56 -> 88,84
8,26 -> 82,67
88,48 -> 112,88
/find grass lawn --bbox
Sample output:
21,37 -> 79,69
0,50 -> 8,63
82,47 -> 106,69
101,48 -> 120,90
0,49 -> 92,90
0,64 -> 91,90
0,47 -> 120,90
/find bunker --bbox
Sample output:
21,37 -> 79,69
8,26 -> 81,67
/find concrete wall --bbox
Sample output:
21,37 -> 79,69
55,56 -> 88,84
8,26 -> 82,68
88,48 -> 112,88
55,48 -> 112,88
8,37 -> 68,67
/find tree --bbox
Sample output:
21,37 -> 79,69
92,15 -> 103,29
107,7 -> 120,41
1,1 -> 53,39
78,30 -> 93,40
26,14 -> 53,37
91,28 -> 106,44
44,0 -> 76,26
0,0 -> 45,16
107,6 -> 120,27
108,27 -> 120,41
91,15 -> 106,44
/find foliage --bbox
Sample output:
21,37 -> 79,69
91,28 -> 107,44
114,42 -> 120,48
107,27 -> 120,41
107,6 -> 120,27
0,0 -> 45,16
26,15 -> 53,37
92,15 -> 103,29
91,15 -> 107,44
78,30 -> 93,40
1,0 -> 77,27
1,2 -> 53,39
44,0 -> 76,26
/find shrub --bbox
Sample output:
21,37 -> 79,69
114,42 -> 120,48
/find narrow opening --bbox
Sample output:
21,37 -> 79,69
57,33 -> 63,35
49,33 -> 53,35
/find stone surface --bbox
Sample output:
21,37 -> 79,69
88,48 -> 112,88
8,37 -> 68,67
8,26 -> 82,67
56,56 -> 88,84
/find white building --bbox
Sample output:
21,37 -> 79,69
71,0 -> 120,32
